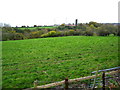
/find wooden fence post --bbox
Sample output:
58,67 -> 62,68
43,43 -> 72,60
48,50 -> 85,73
102,71 -> 105,90
34,80 -> 38,88
64,78 -> 69,89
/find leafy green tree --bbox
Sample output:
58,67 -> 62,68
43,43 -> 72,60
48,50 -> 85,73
60,23 -> 65,26
85,27 -> 94,36
97,26 -> 109,36
88,21 -> 102,28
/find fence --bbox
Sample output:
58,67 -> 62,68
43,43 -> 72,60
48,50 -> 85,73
24,67 -> 120,90
90,67 -> 120,89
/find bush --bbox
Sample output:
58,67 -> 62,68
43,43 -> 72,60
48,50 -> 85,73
13,33 -> 25,40
2,33 -> 10,41
84,27 -> 94,36
63,31 -> 69,36
68,30 -> 75,35
30,31 -> 43,38
48,31 -> 56,36
108,34 -> 114,36
2,32 -> 25,41
41,31 -> 60,37
41,33 -> 49,38
93,33 -> 98,36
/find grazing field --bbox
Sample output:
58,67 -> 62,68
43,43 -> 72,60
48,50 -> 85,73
2,36 -> 119,88
18,26 -> 57,30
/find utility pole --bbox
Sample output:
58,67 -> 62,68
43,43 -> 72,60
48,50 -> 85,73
75,19 -> 78,26
75,19 -> 78,31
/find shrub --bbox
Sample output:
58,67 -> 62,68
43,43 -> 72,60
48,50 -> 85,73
13,33 -> 25,40
41,31 -> 64,38
56,31 -> 62,36
68,30 -> 75,35
30,31 -> 43,38
93,33 -> 98,36
61,31 -> 68,36
2,33 -> 10,41
41,31 -> 58,37
41,33 -> 49,38
2,32 -> 25,41
108,34 -> 114,36
2,27 -> 14,32
49,31 -> 56,36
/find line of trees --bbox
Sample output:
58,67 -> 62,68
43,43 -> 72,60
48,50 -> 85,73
1,21 -> 119,41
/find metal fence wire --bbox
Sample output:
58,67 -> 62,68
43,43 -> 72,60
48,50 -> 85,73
89,67 -> 120,89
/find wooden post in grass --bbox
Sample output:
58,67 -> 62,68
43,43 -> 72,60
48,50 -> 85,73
65,78 -> 69,89
34,80 -> 38,88
102,72 -> 105,90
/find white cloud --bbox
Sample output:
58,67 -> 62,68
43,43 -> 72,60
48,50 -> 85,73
0,0 -> 119,26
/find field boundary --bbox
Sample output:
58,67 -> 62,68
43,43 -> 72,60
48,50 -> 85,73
24,69 -> 120,89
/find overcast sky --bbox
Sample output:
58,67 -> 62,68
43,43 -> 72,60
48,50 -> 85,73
0,0 -> 119,26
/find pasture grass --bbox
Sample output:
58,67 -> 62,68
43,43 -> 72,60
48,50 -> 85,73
2,36 -> 119,88
18,26 -> 57,30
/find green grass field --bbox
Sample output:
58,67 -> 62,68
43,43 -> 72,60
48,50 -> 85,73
18,26 -> 57,30
2,36 -> 119,88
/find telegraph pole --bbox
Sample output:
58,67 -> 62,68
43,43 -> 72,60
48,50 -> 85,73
75,19 -> 78,27
75,19 -> 78,31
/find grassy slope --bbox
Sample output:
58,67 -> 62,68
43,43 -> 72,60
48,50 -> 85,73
2,36 -> 119,88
